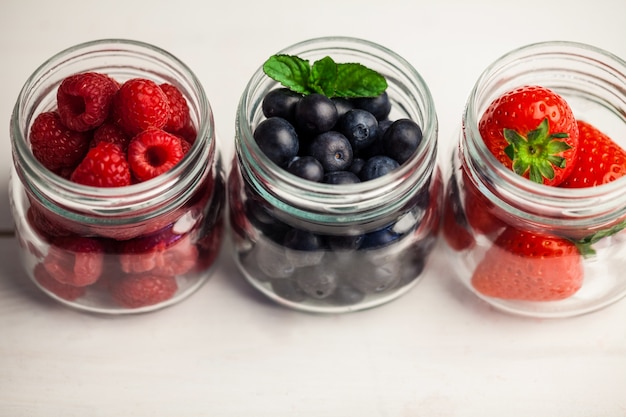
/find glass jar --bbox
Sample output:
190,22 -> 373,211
229,36 -> 441,313
442,41 -> 626,318
9,39 -> 225,314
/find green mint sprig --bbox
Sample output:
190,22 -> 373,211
262,54 -> 388,98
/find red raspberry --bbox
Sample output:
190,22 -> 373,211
113,78 -> 170,135
57,72 -> 119,132
127,128 -> 184,181
70,142 -> 132,187
117,226 -> 198,276
34,263 -> 86,301
29,111 -> 91,172
109,274 -> 178,308
160,83 -> 191,133
91,122 -> 130,152
27,204 -> 72,239
43,236 -> 105,287
175,120 -> 198,144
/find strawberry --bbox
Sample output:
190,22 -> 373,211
461,169 -> 505,236
479,85 -> 579,186
441,174 -> 475,251
70,141 -> 132,187
471,227 -> 583,301
559,120 -> 626,188
109,274 -> 178,308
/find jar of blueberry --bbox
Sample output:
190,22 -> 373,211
9,39 -> 225,313
229,36 -> 441,313
442,41 -> 626,318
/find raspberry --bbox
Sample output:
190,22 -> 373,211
29,111 -> 91,172
127,128 -> 184,181
34,263 -> 86,301
57,72 -> 119,132
113,78 -> 170,135
117,226 -> 198,276
174,120 -> 198,144
43,236 -> 105,287
160,83 -> 190,133
91,122 -> 130,152
109,274 -> 178,308
70,142 -> 132,187
27,204 -> 72,239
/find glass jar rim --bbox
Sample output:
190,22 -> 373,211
462,40 -> 626,226
236,36 -> 438,221
10,38 -> 215,217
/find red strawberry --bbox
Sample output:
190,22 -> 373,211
127,128 -> 184,181
113,78 -> 170,135
56,72 -> 119,132
43,236 -> 105,287
109,274 -> 178,308
29,111 -> 91,172
34,263 -> 86,301
70,142 -> 132,187
560,120 -> 626,187
160,83 -> 191,133
462,170 -> 504,236
441,174 -> 475,251
479,85 -> 579,186
471,227 -> 583,301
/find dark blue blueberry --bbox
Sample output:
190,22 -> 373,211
323,171 -> 361,185
286,156 -> 324,182
325,234 -> 364,251
332,97 -> 355,119
253,117 -> 299,167
283,228 -> 323,252
383,118 -> 423,164
294,93 -> 338,135
271,279 -> 308,302
309,131 -> 354,172
361,226 -> 401,249
294,264 -> 338,299
348,158 -> 366,176
359,155 -> 400,181
378,119 -> 393,136
352,91 -> 391,121
262,88 -> 302,122
337,109 -> 380,152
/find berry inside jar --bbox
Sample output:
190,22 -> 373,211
16,68 -> 224,312
230,50 -> 440,313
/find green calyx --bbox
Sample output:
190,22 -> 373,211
262,54 -> 387,98
503,118 -> 571,184
573,219 -> 626,258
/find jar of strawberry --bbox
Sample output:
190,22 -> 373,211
229,36 -> 441,313
442,41 -> 626,318
9,39 -> 225,313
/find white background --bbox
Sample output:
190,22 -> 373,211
1,0 -> 626,416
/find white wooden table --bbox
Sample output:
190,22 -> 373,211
1,1 -> 625,416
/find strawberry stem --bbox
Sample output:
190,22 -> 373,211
572,219 -> 626,258
503,118 -> 571,184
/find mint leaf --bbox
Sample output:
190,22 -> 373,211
309,56 -> 337,97
262,54 -> 387,98
334,62 -> 387,97
263,54 -> 312,94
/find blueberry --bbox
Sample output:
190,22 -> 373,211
283,228 -> 324,267
287,156 -> 324,182
352,91 -> 391,121
270,279 -> 308,302
329,283 -> 365,306
337,109 -> 380,152
323,171 -> 361,185
252,241 -> 295,279
361,226 -> 401,249
332,97 -> 354,119
359,155 -> 399,181
348,158 -> 366,176
262,88 -> 302,122
253,117 -> 299,167
383,119 -> 423,164
294,93 -> 338,135
325,234 -> 364,251
309,131 -> 353,172
294,265 -> 338,299
348,262 -> 400,294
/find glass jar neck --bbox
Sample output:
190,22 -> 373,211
10,39 -> 216,226
461,41 -> 626,231
236,36 -> 438,228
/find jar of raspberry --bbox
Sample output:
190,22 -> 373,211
442,41 -> 626,318
9,39 -> 225,313
229,36 -> 441,313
